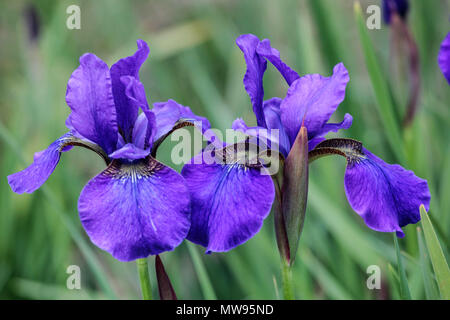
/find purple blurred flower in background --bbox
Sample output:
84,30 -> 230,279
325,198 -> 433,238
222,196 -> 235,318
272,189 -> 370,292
181,34 -> 430,256
8,40 -> 209,261
383,0 -> 409,24
438,32 -> 450,84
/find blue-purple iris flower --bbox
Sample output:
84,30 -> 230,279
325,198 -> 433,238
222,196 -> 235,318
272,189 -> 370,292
181,34 -> 430,253
383,0 -> 409,24
8,40 -> 210,261
438,32 -> 450,84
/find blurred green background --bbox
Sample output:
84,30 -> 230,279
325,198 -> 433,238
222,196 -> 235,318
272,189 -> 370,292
0,0 -> 449,299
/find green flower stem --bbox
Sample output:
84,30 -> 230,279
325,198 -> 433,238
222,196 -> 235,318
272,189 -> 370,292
281,260 -> 294,300
186,242 -> 217,300
136,258 -> 153,300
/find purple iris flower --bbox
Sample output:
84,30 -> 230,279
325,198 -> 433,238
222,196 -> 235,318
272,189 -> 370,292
181,34 -> 430,253
438,32 -> 450,84
8,40 -> 210,261
383,0 -> 409,24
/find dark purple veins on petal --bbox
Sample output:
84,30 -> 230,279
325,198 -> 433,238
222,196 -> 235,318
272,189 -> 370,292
181,157 -> 275,253
344,148 -> 430,237
78,157 -> 191,261
310,139 -> 430,237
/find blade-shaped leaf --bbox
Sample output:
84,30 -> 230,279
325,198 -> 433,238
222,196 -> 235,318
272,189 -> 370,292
354,1 -> 405,164
393,234 -> 412,299
420,205 -> 450,299
186,242 -> 217,300
416,227 -> 440,300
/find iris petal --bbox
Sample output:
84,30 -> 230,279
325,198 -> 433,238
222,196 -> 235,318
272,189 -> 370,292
8,133 -> 72,194
256,39 -> 300,86
262,98 -> 291,155
438,32 -> 450,84
65,53 -> 118,154
308,113 -> 353,150
78,158 -> 191,261
110,39 -> 150,141
108,143 -> 149,160
181,157 -> 275,253
236,34 -> 267,127
344,148 -> 430,237
280,62 -> 350,145
121,76 -> 156,149
152,99 -> 210,141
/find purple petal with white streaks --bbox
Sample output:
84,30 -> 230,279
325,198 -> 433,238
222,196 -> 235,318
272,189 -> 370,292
78,158 -> 191,261
181,156 -> 275,252
344,148 -> 430,237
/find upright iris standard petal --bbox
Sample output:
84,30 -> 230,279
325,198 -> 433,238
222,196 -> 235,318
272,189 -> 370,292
231,98 -> 291,157
78,158 -> 191,261
280,63 -> 350,145
110,39 -> 150,141
152,99 -> 211,140
7,133 -> 72,194
236,34 -> 268,127
263,98 -> 291,155
438,32 -> 450,84
181,156 -> 275,253
121,75 -> 156,149
256,39 -> 300,86
344,148 -> 430,237
66,53 -> 118,154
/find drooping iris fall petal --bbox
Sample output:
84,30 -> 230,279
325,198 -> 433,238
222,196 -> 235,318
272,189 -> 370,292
7,133 -> 72,194
181,154 -> 275,253
344,148 -> 430,237
78,158 -> 191,261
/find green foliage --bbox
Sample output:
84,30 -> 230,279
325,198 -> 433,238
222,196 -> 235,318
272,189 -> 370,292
0,0 -> 448,299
